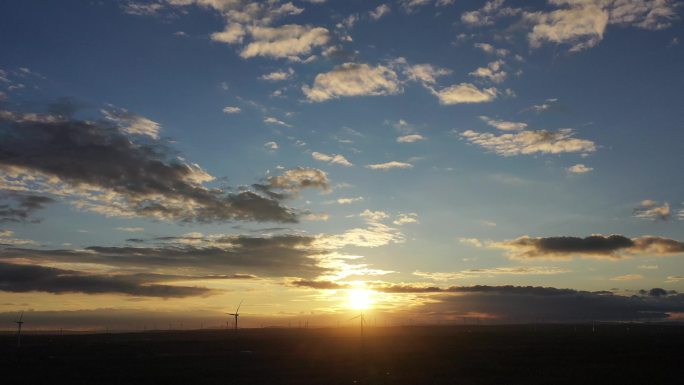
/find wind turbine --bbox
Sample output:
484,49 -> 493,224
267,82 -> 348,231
15,311 -> 24,348
227,299 -> 243,331
349,312 -> 365,345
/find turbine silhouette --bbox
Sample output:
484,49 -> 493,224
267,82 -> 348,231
227,299 -> 243,331
15,311 -> 24,348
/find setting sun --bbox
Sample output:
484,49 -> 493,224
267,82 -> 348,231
348,288 -> 374,310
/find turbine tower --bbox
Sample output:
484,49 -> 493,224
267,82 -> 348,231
227,299 -> 243,331
349,312 -> 365,345
15,311 -> 24,348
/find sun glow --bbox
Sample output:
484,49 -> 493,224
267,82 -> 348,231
347,288 -> 374,310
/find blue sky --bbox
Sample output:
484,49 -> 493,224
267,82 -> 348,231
1,0 -> 683,328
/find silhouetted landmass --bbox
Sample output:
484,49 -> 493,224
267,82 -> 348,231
1,324 -> 683,384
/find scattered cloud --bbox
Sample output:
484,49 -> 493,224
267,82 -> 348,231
460,128 -> 596,156
430,83 -> 498,104
488,234 -> 684,260
264,116 -> 292,127
240,24 -> 329,60
366,161 -> 413,170
259,68 -> 294,81
567,163 -> 594,174
360,209 -> 389,221
102,107 -> 160,139
334,197 -> 364,205
479,115 -> 527,131
223,106 -> 241,114
610,273 -> 643,281
474,42 -> 509,57
264,141 -> 279,150
393,213 -> 419,225
469,60 -> 507,83
634,200 -> 670,221
311,151 -> 353,166
414,266 -> 570,281
461,0 -> 520,27
303,63 -> 401,102
115,227 -> 144,233
397,134 -> 426,143
370,4 -> 391,20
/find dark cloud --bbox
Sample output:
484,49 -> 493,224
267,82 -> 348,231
0,108 -> 303,223
0,235 -> 326,278
289,279 -> 348,290
0,192 -> 54,223
490,235 -> 684,260
0,262 -> 211,298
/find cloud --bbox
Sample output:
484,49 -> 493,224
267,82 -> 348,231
461,0 -> 521,26
334,197 -> 363,205
0,192 -> 55,223
123,1 -> 164,16
488,234 -> 684,260
567,163 -> 594,174
0,107 -> 299,223
211,23 -> 246,44
460,128 -> 596,156
403,63 -> 451,85
370,4 -> 391,20
315,221 -> 404,248
0,261 -> 211,298
302,63 -> 402,102
223,106 -> 241,113
311,151 -> 353,166
610,274 -> 643,281
393,213 -> 419,225
634,200 -> 670,221
0,229 -> 36,246
264,141 -> 279,150
0,234 -> 327,279
259,167 -> 331,196
259,68 -> 294,81
264,116 -> 292,127
397,134 -> 426,143
240,24 -> 330,60
115,227 -> 144,233
366,161 -> 413,170
360,209 -> 389,221
525,0 -> 679,52
102,107 -> 161,139
430,83 -> 498,105
479,115 -> 527,131
469,60 -> 507,83
474,42 -> 510,57
413,266 -> 571,281
411,284 -> 684,322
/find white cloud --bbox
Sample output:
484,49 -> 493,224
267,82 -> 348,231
303,63 -> 402,102
461,0 -> 520,26
115,227 -> 145,232
240,24 -> 330,60
397,134 -> 426,143
259,68 -> 294,81
414,266 -> 570,281
264,116 -> 292,127
360,209 -> 389,221
403,63 -> 451,85
393,212 -> 419,225
102,108 -> 160,139
469,60 -> 507,83
264,141 -> 279,150
370,4 -> 391,20
311,151 -> 353,167
211,23 -> 246,44
610,274 -> 643,281
366,161 -> 413,170
474,42 -> 510,56
302,212 -> 329,221
566,163 -> 594,174
634,200 -> 670,221
461,128 -> 596,156
430,83 -> 498,105
223,106 -> 241,114
335,197 -> 364,205
480,115 -> 527,131
0,229 -> 37,245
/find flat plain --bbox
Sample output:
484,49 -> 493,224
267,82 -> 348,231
1,324 -> 683,385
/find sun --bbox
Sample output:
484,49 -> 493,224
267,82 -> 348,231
347,288 -> 374,310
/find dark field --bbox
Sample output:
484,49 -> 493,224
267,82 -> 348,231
1,325 -> 683,385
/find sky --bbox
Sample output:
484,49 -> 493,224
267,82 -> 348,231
1,0 -> 683,329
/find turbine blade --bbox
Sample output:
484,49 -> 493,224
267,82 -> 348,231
235,299 -> 244,313
18,311 -> 23,322
348,315 -> 361,321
